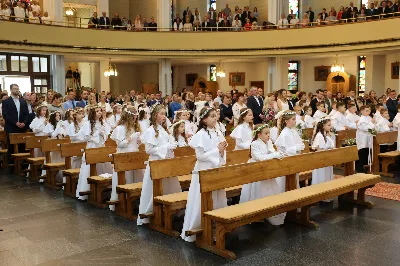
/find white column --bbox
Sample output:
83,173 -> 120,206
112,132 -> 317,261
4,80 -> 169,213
99,60 -> 110,93
50,55 -> 65,94
97,0 -> 109,17
159,59 -> 172,96
267,57 -> 284,92
157,0 -> 171,31
43,0 -> 63,24
78,63 -> 92,88
268,0 -> 285,24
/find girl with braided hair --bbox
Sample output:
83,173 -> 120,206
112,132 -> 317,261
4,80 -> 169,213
181,107 -> 228,242
137,103 -> 182,225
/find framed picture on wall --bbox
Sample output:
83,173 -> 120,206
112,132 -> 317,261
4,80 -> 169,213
186,73 -> 198,86
392,62 -> 399,79
229,72 -> 245,86
314,66 -> 331,81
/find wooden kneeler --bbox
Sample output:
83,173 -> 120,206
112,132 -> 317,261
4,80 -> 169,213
82,146 -> 116,208
9,132 -> 35,175
25,136 -> 48,182
60,142 -> 87,198
42,138 -> 71,189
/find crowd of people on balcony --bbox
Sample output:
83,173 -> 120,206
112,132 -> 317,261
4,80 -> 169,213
0,0 -> 51,24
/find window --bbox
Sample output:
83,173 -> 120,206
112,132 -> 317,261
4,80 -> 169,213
209,64 -> 216,81
210,0 -> 216,11
288,60 -> 299,91
289,0 -> 299,18
362,0 -> 370,7
0,55 -> 7,71
358,56 -> 366,97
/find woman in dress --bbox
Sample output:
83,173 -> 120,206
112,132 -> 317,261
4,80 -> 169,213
277,89 -> 290,111
134,15 -> 142,31
183,17 -> 192,31
232,92 -> 247,126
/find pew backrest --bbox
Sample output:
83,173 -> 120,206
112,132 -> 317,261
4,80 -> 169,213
9,132 -> 35,153
304,128 -> 314,140
371,131 -> 398,172
105,138 -> 117,148
41,138 -> 71,153
226,136 -> 235,151
60,142 -> 87,158
174,146 -> 195,157
25,136 -> 49,155
335,129 -> 356,148
113,151 -> 148,172
199,146 -> 358,194
85,146 -> 117,165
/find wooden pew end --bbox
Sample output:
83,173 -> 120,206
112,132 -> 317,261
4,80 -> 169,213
139,212 -> 154,219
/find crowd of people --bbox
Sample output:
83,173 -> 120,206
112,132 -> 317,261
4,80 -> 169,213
279,0 -> 400,28
0,0 -> 50,24
3,82 -> 400,242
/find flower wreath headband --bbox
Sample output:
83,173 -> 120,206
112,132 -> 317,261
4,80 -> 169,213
253,124 -> 269,136
275,110 -> 296,120
240,108 -> 251,116
125,109 -> 138,116
170,120 -> 185,129
150,102 -> 162,113
317,116 -> 330,126
49,110 -> 61,116
199,107 -> 214,120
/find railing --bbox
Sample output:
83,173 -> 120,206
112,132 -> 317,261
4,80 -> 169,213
1,12 -> 400,31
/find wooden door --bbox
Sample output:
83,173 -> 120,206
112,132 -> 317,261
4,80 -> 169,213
250,81 -> 264,90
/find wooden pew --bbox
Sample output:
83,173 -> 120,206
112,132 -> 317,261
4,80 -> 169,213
225,136 -> 235,152
81,146 -> 117,208
0,130 -> 8,167
303,128 -> 314,141
105,138 -> 117,148
111,146 -> 195,219
146,149 -> 250,237
335,129 -> 357,148
25,136 -> 48,182
9,132 -> 35,175
196,146 -> 380,260
372,131 -> 398,177
60,142 -> 87,198
42,138 -> 71,189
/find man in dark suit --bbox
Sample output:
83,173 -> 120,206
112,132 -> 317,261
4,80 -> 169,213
310,89 -> 325,115
2,84 -> 29,164
99,11 -> 110,29
76,89 -> 89,108
347,2 -> 358,16
246,87 -> 263,124
306,7 -> 314,22
343,90 -> 359,112
242,6 -> 251,20
148,17 -> 157,31
319,8 -> 329,20
379,1 -> 390,18
366,3 -> 379,19
111,12 -> 122,29
202,15 -> 212,31
386,90 -> 398,122
208,7 -> 217,21
218,19 -> 230,31
22,92 -> 35,129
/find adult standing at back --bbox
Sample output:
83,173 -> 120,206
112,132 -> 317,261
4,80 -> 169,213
246,87 -> 263,124
386,90 -> 398,122
76,89 -> 89,108
310,89 -> 325,115
63,89 -> 77,110
277,89 -> 289,111
2,84 -> 29,164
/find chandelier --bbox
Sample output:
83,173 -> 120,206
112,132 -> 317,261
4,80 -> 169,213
216,60 -> 225,78
331,54 -> 345,73
65,8 -> 74,16
104,59 -> 118,77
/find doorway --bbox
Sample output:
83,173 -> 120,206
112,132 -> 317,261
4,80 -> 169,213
250,81 -> 264,91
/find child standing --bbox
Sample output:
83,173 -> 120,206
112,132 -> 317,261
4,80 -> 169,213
107,103 -> 122,129
213,103 -> 226,136
182,107 -> 227,242
137,104 -> 182,225
313,102 -> 327,120
275,110 -> 305,193
44,111 -> 64,139
230,108 -> 254,150
356,105 -> 376,173
311,118 -> 335,185
138,105 -> 150,133
331,102 -> 356,130
109,107 -> 144,211
66,107 -> 85,169
392,105 -> 400,151
294,106 -> 305,129
346,104 -> 360,125
239,124 -> 285,225
30,105 -> 49,157
76,105 -> 113,200
376,109 -> 393,153
329,102 -> 337,117
303,106 -> 315,129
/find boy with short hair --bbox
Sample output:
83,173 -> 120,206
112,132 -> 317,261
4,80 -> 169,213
346,104 -> 360,125
332,102 -> 356,130
356,105 -> 376,173
313,101 -> 327,120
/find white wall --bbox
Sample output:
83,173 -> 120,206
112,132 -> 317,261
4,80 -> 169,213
385,53 -> 400,93
173,64 -> 208,91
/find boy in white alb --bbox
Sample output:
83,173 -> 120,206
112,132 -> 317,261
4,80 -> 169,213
329,102 -> 337,117
313,102 -> 327,121
355,105 -> 375,173
373,104 -> 384,122
303,106 -> 315,129
346,104 -> 360,125
331,102 -> 356,130
376,109 -> 393,153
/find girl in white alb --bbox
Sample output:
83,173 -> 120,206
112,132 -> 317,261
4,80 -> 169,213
182,107 -> 228,242
137,104 -> 182,225
392,108 -> 400,151
239,124 -> 285,225
62,109 -> 74,133
303,106 -> 315,129
215,107 -> 226,136
109,107 -> 144,211
29,105 -> 49,158
169,120 -> 189,147
66,108 -> 85,169
274,110 -> 305,193
230,108 -> 253,150
138,106 -> 150,133
355,106 -> 376,173
311,117 -> 335,186
76,106 -> 113,200
107,104 -> 122,129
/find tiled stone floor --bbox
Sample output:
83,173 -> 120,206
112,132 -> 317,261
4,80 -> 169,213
0,170 -> 399,266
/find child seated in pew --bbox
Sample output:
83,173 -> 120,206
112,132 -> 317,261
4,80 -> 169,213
356,105 -> 376,173
76,105 -> 113,200
109,107 -> 144,211
346,104 -> 360,125
230,108 -> 253,150
392,104 -> 400,152
137,103 -> 182,225
213,103 -> 226,136
275,110 -> 305,193
331,102 -> 356,131
303,106 -> 315,129
239,124 -> 285,225
169,120 -> 188,147
376,109 -> 393,153
30,105 -> 49,158
294,106 -> 305,129
182,107 -> 228,242
329,102 -> 337,117
313,102 -> 327,120
138,105 -> 150,133
311,117 -> 335,188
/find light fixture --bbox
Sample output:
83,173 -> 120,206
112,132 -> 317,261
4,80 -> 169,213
104,58 -> 118,77
65,8 -> 74,16
216,60 -> 225,78
331,54 -> 345,73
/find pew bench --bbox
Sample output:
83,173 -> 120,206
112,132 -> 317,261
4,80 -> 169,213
42,138 -> 70,189
377,151 -> 400,177
9,132 -> 35,175
372,131 -> 398,176
202,173 -> 380,260
193,146 -> 380,260
25,136 -> 48,182
144,149 -> 250,238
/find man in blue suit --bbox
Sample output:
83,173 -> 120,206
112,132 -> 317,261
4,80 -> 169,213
76,89 -> 89,108
63,89 -> 77,110
2,84 -> 29,164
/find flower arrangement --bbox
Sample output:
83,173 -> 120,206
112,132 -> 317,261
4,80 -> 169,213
262,108 -> 276,127
368,128 -> 378,136
331,128 -> 338,136
343,138 -> 356,146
